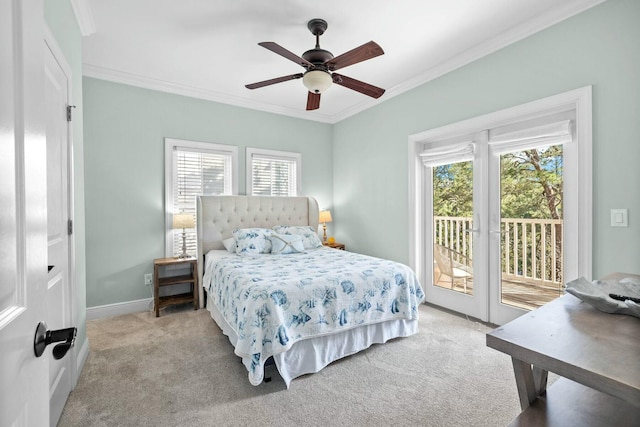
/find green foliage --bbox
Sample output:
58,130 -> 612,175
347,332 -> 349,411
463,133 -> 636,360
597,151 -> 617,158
433,146 -> 563,220
433,162 -> 473,217
500,146 -> 563,220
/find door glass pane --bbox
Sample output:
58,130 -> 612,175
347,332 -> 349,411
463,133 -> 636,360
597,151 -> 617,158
499,145 -> 564,310
432,161 -> 474,295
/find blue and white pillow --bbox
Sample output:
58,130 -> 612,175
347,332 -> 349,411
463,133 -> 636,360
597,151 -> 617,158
269,234 -> 305,255
272,225 -> 322,249
232,228 -> 272,255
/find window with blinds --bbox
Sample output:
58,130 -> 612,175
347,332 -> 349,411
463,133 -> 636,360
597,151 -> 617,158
165,138 -> 237,257
247,148 -> 301,196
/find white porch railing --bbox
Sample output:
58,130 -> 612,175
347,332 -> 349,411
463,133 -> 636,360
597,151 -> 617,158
434,216 -> 563,289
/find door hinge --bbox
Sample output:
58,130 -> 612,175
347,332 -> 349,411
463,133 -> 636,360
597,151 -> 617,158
66,105 -> 76,122
67,219 -> 73,235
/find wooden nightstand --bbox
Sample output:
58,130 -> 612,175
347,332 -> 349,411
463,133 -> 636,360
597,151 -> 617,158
153,257 -> 198,317
323,241 -> 345,250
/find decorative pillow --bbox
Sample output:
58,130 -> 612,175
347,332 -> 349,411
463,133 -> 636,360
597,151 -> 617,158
272,225 -> 323,249
222,237 -> 236,253
232,228 -> 272,256
269,234 -> 305,255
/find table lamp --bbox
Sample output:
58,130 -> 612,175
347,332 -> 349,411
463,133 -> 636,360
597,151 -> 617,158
172,213 -> 195,258
318,210 -> 332,243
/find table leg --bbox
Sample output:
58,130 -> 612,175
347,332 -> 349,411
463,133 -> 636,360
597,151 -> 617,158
192,261 -> 198,310
154,263 -> 160,317
533,365 -> 548,392
511,358 -> 549,410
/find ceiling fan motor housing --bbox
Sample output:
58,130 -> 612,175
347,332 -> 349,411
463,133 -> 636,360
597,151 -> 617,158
302,49 -> 333,68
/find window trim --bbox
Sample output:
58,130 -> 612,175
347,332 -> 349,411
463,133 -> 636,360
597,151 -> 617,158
246,147 -> 302,196
164,138 -> 238,257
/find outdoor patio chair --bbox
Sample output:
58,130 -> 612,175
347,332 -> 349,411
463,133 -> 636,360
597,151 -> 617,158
433,243 -> 473,293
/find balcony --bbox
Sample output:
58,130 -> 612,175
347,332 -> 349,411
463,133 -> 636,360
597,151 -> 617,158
434,216 -> 564,311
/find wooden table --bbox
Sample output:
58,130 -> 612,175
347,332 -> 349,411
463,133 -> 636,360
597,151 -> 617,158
323,241 -> 345,250
487,273 -> 640,426
153,257 -> 198,317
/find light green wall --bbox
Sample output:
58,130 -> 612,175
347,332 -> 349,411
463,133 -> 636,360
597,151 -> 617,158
333,0 -> 640,278
83,79 -> 333,307
44,0 -> 88,359
84,0 -> 638,309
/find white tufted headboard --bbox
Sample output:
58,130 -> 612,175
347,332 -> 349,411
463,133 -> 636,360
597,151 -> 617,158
196,195 -> 320,306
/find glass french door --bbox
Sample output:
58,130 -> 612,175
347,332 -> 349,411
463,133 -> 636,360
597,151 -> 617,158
488,143 -> 566,324
423,134 -> 488,321
420,109 -> 581,324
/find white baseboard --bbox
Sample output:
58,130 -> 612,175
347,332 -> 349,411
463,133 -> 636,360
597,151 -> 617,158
86,298 -> 152,320
72,337 -> 90,388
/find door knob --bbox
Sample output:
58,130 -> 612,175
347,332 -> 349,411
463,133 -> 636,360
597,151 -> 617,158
33,322 -> 77,359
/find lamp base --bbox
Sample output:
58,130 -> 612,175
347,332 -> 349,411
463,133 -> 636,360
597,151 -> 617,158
178,230 -> 189,258
322,223 -> 327,242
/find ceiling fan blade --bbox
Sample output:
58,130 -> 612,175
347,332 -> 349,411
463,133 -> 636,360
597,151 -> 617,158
306,92 -> 321,110
331,73 -> 385,99
324,41 -> 384,71
245,73 -> 303,90
258,42 -> 314,68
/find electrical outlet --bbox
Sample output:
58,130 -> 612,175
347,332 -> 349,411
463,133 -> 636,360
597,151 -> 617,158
144,273 -> 153,286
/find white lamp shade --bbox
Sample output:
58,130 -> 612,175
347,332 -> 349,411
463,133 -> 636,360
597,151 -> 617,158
172,213 -> 195,229
303,70 -> 332,94
319,210 -> 332,223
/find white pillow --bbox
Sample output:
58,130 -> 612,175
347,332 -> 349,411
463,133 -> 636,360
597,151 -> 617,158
222,237 -> 236,253
272,225 -> 323,249
269,234 -> 305,255
232,228 -> 272,256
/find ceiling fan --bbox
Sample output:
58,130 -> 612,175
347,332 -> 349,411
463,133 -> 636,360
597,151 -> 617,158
245,19 -> 385,111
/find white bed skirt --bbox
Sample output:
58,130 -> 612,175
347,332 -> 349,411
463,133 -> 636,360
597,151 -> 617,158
206,292 -> 419,388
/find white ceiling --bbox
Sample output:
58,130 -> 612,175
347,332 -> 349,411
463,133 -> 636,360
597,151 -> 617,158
80,0 -> 605,123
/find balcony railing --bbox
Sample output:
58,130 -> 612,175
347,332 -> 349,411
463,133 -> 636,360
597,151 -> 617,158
434,216 -> 563,290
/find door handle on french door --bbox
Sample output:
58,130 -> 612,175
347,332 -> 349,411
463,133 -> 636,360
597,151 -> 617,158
33,322 -> 77,359
464,214 -> 480,233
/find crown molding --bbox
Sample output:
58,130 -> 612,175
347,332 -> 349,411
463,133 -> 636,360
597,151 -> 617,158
82,0 -> 606,124
70,0 -> 96,36
83,64 -> 335,124
330,0 -> 607,123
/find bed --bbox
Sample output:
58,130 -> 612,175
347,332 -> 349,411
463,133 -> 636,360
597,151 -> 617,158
197,195 -> 425,387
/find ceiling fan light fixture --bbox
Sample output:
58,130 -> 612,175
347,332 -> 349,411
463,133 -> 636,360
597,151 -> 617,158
303,70 -> 332,94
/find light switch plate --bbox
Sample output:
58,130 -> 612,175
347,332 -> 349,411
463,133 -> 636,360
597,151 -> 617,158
610,209 -> 628,227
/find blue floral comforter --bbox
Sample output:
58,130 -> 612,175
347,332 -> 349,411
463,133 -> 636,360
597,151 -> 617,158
204,247 -> 425,385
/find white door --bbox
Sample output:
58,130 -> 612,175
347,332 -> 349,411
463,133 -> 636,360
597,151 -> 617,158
421,133 -> 489,321
486,114 -> 578,325
0,1 -> 50,426
44,37 -> 74,426
411,88 -> 592,325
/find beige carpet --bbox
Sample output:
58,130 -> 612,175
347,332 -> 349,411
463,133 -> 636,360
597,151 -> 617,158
58,304 -> 521,426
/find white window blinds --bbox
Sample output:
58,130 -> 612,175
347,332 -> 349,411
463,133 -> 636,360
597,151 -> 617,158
173,149 -> 232,209
489,118 -> 574,155
165,138 -> 237,257
247,148 -> 301,196
419,142 -> 475,167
